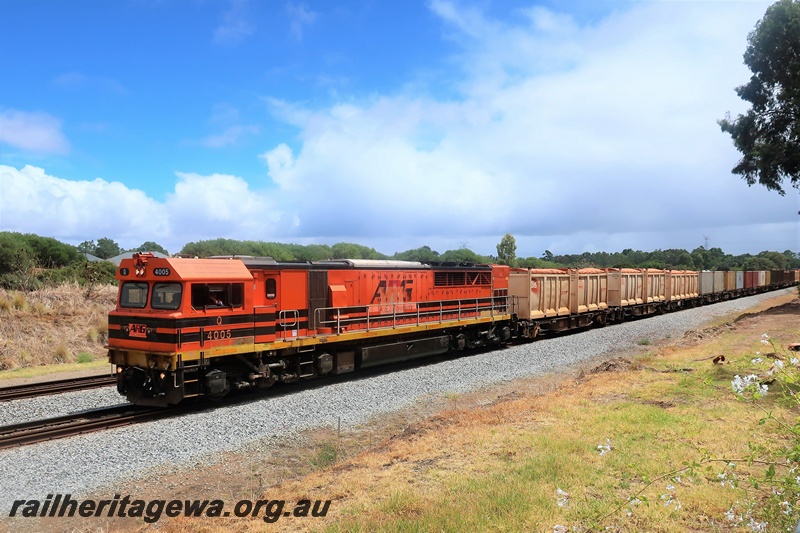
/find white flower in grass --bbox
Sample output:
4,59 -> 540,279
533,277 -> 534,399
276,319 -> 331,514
790,357 -> 798,366
751,357 -> 763,364
556,488 -> 570,508
597,438 -> 613,456
731,374 -> 768,397
660,492 -> 681,510
781,501 -> 792,516
774,359 -> 784,369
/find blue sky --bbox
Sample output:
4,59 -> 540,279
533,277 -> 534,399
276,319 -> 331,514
1,0 -> 798,257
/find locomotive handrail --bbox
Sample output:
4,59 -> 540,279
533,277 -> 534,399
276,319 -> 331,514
277,309 -> 299,340
311,296 -> 510,336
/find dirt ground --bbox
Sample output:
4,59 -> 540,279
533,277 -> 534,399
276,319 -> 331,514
8,291 -> 800,532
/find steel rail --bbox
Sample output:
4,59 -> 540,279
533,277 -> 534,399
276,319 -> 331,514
0,405 -> 170,450
0,374 -> 117,402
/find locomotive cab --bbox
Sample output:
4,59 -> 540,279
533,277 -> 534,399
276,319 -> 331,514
108,253 -> 256,406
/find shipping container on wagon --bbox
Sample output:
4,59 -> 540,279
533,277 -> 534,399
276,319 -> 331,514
724,271 -> 736,292
735,271 -> 744,290
607,268 -> 644,307
713,271 -> 725,293
509,269 -> 571,319
644,269 -> 666,303
763,271 -> 770,287
744,271 -> 759,290
509,268 -> 609,320
699,271 -> 714,295
577,268 -> 608,313
665,270 -> 698,301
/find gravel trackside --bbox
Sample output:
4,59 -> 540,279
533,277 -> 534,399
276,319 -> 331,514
0,289 -> 794,513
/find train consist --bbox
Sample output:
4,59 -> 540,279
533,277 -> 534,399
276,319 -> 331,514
107,253 -> 799,406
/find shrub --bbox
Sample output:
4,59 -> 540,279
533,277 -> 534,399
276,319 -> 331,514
11,293 -> 28,311
53,344 -> 71,363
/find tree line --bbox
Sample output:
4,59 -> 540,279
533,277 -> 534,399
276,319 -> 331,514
0,231 -> 797,291
493,233 -> 800,271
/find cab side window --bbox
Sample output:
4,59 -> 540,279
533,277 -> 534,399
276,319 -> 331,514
266,278 -> 277,300
191,283 -> 244,309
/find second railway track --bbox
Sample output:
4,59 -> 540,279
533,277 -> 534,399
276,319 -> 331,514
0,405 -> 173,450
0,374 -> 117,402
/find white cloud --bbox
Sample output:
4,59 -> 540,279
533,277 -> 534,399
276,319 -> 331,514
2,1 -> 797,257
253,0 -> 798,254
0,165 -> 165,243
0,165 -> 291,252
213,0 -> 255,46
53,72 -> 128,95
0,109 -> 70,154
201,125 -> 260,148
286,3 -> 318,41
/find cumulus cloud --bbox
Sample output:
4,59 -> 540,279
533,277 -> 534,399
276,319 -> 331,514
255,0 -> 798,253
0,165 -> 298,252
0,165 -> 165,243
0,109 -> 70,154
2,1 -> 797,256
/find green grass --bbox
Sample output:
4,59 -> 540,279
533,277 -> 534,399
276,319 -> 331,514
311,441 -> 339,469
0,359 -> 110,380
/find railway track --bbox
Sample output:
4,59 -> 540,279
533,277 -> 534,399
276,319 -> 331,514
0,374 -> 117,402
0,405 -> 173,450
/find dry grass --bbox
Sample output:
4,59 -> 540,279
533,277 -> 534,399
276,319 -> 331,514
158,295 -> 800,533
6,292 -> 797,532
0,282 -> 116,371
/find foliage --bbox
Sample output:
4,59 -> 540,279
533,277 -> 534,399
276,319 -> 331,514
437,248 -> 491,264
129,241 -> 169,255
496,233 -> 517,267
518,257 -> 562,268
179,238 -> 387,261
719,0 -> 800,195
94,237 -> 122,259
394,246 -> 440,262
78,237 -> 124,259
0,232 -> 85,290
548,246 -> 800,270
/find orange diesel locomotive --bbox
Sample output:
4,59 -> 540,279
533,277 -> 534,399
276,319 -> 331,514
108,253 -> 511,406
